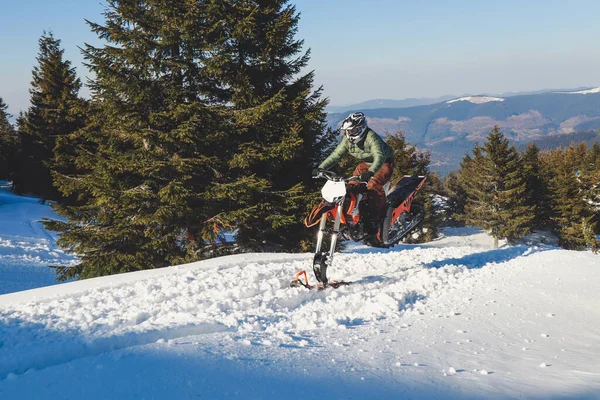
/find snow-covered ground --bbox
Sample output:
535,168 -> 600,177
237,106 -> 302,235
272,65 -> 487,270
1,223 -> 599,399
0,182 -> 76,295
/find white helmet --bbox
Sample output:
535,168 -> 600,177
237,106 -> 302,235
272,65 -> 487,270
341,112 -> 368,144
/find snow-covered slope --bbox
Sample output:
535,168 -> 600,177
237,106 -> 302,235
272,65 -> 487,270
0,182 -> 77,295
1,228 -> 599,399
556,87 -> 600,95
447,96 -> 505,104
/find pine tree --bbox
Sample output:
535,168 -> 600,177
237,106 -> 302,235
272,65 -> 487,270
587,142 -> 600,170
459,144 -> 486,225
0,97 -> 18,180
44,1 -> 230,279
201,0 -> 334,251
443,170 -> 467,227
522,142 -> 551,230
45,0 -> 333,279
417,172 -> 443,242
462,126 -> 534,248
12,32 -> 85,199
385,131 -> 439,242
545,144 -> 599,250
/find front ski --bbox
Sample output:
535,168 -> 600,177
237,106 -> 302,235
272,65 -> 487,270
290,270 -> 351,290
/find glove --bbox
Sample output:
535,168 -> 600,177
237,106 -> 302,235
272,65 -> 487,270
359,171 -> 374,182
312,168 -> 321,178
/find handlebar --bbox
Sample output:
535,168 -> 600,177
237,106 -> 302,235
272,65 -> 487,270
314,169 -> 362,183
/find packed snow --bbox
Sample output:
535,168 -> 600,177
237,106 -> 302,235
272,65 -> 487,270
447,96 -> 505,104
0,182 -> 77,295
556,87 -> 600,95
1,222 -> 599,399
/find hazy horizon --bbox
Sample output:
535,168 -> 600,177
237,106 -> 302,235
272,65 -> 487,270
1,0 -> 600,115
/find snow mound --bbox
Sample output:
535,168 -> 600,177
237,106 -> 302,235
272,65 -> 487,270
447,96 -> 504,104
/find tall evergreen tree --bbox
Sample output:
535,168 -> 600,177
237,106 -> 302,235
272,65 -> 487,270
45,0 -> 334,279
45,1 -> 231,279
0,97 -> 18,180
13,32 -> 85,199
462,126 -> 533,248
522,142 -> 551,230
202,0 -> 334,251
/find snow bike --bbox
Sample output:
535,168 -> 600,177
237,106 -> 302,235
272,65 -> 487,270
291,169 -> 427,289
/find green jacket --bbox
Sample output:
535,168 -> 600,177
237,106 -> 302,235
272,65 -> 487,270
319,128 -> 394,173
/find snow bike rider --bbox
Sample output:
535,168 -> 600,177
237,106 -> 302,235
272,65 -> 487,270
313,112 -> 394,234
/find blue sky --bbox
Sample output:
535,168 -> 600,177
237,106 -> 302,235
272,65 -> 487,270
2,0 -> 600,114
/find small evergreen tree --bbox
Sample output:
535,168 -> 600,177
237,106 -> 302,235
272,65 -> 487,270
385,131 -> 439,242
12,32 -> 85,200
0,97 -> 18,180
587,142 -> 600,170
462,126 -> 533,248
443,170 -> 467,227
544,144 -> 599,250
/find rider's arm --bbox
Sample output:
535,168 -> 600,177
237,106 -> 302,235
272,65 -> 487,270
318,137 -> 348,170
367,131 -> 386,173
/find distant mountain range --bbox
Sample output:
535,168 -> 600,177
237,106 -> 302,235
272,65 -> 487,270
325,96 -> 456,113
327,87 -> 600,174
326,87 -> 595,114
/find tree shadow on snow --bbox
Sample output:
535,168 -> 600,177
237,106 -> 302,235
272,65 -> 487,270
340,243 -> 425,255
422,246 -> 551,270
0,311 -> 232,382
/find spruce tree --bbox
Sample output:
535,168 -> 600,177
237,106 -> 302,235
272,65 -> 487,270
45,1 -> 229,279
386,131 -> 418,179
385,131 -> 439,242
545,144 -> 599,250
443,170 -> 467,227
13,32 -> 85,199
462,126 -> 533,248
587,142 -> 600,170
0,97 -> 18,180
522,142 -> 551,230
45,0 -> 333,279
459,144 -> 486,226
202,0 -> 334,251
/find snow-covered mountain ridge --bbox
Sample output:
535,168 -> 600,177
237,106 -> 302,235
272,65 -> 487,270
557,87 -> 600,95
1,228 -> 599,399
327,88 -> 600,174
447,96 -> 505,104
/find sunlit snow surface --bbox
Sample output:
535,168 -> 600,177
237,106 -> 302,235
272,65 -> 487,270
0,182 -> 77,295
0,205 -> 600,398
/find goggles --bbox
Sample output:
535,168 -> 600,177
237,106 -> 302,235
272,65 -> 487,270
342,125 -> 364,138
